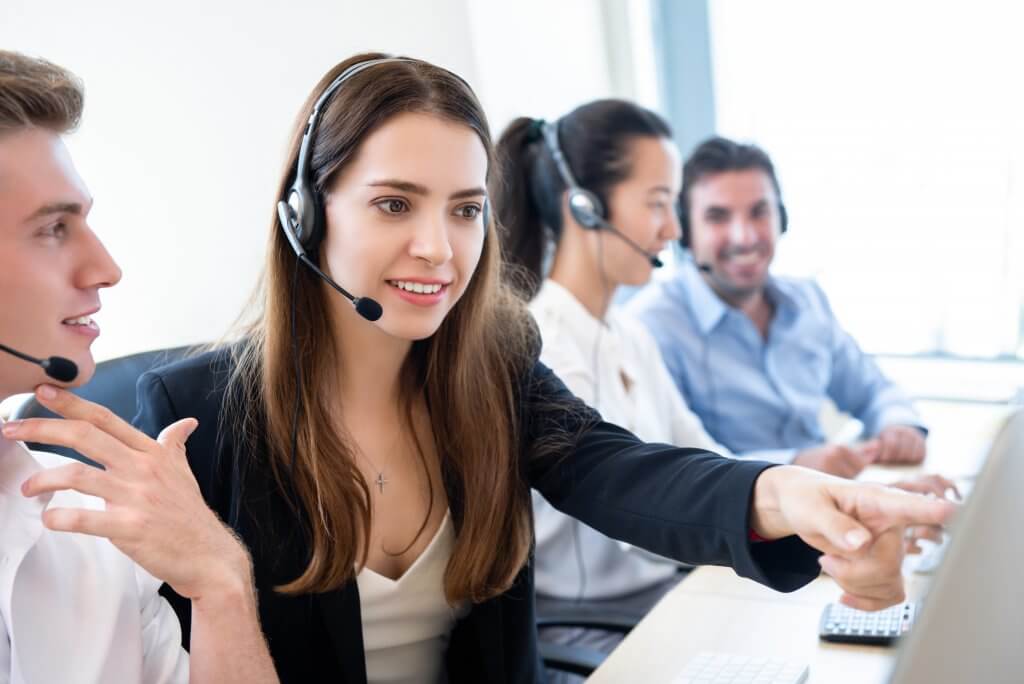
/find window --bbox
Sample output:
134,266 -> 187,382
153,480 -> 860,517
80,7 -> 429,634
704,1 -> 1024,359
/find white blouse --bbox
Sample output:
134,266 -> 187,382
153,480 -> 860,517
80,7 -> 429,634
357,511 -> 468,684
529,279 -> 733,600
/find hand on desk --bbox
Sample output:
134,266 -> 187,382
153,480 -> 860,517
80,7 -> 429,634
792,442 -> 877,478
751,465 -> 956,611
3,385 -> 253,602
889,473 -> 959,553
876,425 -> 926,464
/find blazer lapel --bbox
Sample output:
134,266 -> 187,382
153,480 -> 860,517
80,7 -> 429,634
317,582 -> 368,683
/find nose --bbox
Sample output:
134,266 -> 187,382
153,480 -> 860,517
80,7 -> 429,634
408,212 -> 454,266
661,208 -> 683,242
727,216 -> 758,247
74,226 -> 122,291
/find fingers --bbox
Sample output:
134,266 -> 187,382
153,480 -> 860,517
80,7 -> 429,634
839,447 -> 871,478
41,506 -> 134,539
907,524 -> 944,544
809,506 -> 874,556
21,460 -> 118,500
32,385 -> 152,452
821,525 -> 907,610
156,418 -> 199,454
879,426 -> 927,464
892,474 -> 959,499
3,416 -> 132,470
856,439 -> 880,464
864,486 -> 957,531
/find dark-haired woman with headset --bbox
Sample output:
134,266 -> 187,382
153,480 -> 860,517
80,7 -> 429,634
493,101 -> 736,663
131,54 -> 953,683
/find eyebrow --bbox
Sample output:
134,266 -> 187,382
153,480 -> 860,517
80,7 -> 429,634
367,179 -> 487,201
23,199 -> 92,223
647,186 -> 674,195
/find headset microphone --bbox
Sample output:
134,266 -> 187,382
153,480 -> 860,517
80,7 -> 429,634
276,202 -> 383,322
542,121 -> 663,269
589,212 -> 664,268
0,343 -> 79,382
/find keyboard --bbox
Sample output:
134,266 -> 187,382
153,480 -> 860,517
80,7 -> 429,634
673,652 -> 809,684
819,601 -> 916,645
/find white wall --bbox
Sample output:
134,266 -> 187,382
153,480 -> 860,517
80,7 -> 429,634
1,0 -> 485,363
0,0 -> 652,369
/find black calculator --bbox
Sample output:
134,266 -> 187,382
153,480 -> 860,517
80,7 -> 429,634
818,601 -> 917,645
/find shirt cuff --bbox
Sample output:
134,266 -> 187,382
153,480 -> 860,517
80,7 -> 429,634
736,448 -> 798,465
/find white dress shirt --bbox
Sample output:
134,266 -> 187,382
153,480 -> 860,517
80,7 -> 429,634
529,280 -> 733,599
0,423 -> 189,684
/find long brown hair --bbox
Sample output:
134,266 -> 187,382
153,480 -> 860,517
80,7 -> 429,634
226,53 -> 537,603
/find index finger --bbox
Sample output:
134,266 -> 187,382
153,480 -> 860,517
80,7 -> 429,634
874,488 -> 958,529
33,384 -> 152,452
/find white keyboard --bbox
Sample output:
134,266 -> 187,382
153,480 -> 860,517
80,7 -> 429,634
673,652 -> 809,684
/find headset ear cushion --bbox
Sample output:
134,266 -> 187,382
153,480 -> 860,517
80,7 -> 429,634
568,189 -> 605,230
778,202 -> 789,234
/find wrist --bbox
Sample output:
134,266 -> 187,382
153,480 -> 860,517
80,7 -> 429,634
191,540 -> 255,607
750,466 -> 791,540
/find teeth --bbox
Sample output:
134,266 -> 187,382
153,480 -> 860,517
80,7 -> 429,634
63,316 -> 93,326
391,281 -> 443,294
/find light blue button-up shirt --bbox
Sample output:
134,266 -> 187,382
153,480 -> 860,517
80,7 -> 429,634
626,261 -> 925,464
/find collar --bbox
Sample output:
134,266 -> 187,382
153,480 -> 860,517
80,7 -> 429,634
676,260 -> 798,335
677,260 -> 730,335
0,417 -> 51,571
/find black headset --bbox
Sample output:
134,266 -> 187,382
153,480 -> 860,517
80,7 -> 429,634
278,56 -> 489,259
538,119 -> 662,268
678,182 -> 788,248
539,120 -> 607,231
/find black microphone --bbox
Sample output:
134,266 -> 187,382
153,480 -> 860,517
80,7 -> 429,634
0,343 -> 79,382
594,217 -> 664,268
298,254 -> 383,321
277,202 -> 383,322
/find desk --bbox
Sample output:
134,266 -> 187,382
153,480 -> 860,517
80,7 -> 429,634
589,403 -> 1011,683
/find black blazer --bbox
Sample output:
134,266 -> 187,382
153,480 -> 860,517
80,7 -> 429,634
132,348 -> 820,683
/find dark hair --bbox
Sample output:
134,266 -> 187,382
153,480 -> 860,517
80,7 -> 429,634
493,99 -> 672,298
226,52 -> 539,603
679,136 -> 785,246
0,51 -> 84,133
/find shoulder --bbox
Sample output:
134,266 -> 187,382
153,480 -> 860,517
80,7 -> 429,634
140,346 -> 235,400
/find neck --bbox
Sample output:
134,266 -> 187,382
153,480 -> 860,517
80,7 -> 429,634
700,270 -> 774,336
549,231 -> 617,321
328,296 -> 411,414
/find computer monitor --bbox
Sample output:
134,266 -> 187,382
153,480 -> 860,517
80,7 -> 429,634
888,408 -> 1024,683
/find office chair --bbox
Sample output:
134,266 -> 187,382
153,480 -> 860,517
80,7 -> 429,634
11,345 -> 195,467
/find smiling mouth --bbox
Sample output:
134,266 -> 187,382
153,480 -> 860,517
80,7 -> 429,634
62,315 -> 98,329
387,280 -> 448,295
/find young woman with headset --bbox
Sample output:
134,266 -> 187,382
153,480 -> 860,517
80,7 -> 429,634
493,101 -> 736,661
128,54 -> 952,683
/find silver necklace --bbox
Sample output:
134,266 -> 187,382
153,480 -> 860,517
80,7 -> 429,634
356,448 -> 390,494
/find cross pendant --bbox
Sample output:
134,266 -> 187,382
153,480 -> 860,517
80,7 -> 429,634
375,472 -> 388,493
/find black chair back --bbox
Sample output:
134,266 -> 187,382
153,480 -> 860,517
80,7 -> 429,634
11,346 -> 195,466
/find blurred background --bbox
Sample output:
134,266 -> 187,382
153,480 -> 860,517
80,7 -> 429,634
2,0 -> 1022,415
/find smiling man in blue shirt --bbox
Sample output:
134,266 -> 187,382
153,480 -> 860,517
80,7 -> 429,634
627,137 -> 926,477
